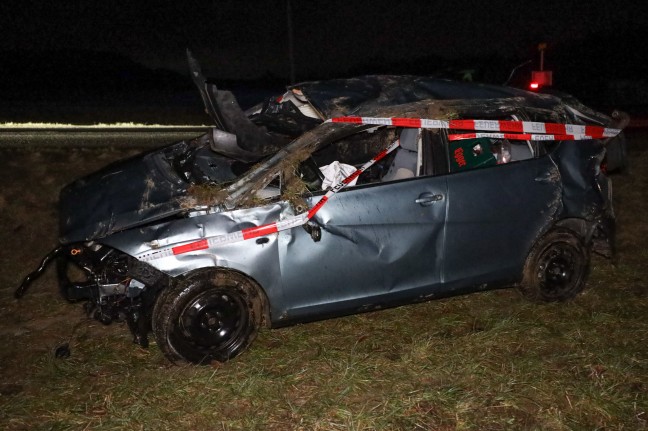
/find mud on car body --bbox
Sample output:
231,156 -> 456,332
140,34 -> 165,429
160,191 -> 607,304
17,53 -> 627,364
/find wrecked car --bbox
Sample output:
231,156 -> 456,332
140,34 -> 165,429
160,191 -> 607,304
17,53 -> 627,364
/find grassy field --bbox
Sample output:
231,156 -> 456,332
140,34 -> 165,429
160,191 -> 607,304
0,132 -> 646,430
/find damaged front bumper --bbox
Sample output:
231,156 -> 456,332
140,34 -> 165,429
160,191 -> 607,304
16,242 -> 170,347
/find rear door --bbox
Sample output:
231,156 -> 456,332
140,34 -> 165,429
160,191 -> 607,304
441,130 -> 561,287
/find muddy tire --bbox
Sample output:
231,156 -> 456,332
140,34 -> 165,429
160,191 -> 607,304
518,228 -> 590,302
152,269 -> 264,364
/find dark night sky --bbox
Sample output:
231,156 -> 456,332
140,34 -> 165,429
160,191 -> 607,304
1,0 -> 646,80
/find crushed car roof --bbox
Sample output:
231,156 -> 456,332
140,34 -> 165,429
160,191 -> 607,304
290,75 -> 559,117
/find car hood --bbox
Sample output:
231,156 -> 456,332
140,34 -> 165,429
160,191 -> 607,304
59,139 -> 242,243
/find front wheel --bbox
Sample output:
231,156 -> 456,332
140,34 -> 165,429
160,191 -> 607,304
152,270 -> 264,364
518,228 -> 590,302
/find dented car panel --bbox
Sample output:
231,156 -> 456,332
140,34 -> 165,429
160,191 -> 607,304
59,139 -> 247,243
101,202 -> 289,316
443,153 -> 562,288
553,138 -> 610,219
16,53 -> 625,364
60,142 -> 188,243
279,174 -> 448,322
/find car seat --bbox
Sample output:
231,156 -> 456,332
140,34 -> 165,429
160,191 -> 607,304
381,128 -> 419,181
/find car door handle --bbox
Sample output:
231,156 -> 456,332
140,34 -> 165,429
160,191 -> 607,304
415,193 -> 444,206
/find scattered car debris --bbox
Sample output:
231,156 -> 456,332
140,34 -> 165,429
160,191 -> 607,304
54,342 -> 71,359
16,51 -> 627,364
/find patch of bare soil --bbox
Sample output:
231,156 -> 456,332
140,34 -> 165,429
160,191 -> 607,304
0,147 -> 139,379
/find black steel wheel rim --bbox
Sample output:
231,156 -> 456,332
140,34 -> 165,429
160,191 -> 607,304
178,289 -> 248,353
538,244 -> 579,294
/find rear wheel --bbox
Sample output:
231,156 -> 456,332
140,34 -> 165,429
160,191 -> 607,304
153,270 -> 264,364
518,228 -> 590,302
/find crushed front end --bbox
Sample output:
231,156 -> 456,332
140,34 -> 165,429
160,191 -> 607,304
29,242 -> 171,346
13,135 -> 231,346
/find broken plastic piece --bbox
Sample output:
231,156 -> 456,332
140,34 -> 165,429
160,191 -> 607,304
319,161 -> 358,190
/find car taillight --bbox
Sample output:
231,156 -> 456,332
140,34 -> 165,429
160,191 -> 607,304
529,82 -> 540,90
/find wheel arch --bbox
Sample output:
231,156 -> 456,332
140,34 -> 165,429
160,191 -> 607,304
520,218 -> 593,277
518,224 -> 591,302
553,217 -> 598,246
171,266 -> 272,329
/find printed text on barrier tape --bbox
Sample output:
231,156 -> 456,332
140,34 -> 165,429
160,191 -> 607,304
447,132 -> 596,141
327,117 -> 621,139
137,139 -> 401,262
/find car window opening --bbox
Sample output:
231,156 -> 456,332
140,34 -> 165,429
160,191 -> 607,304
446,115 -> 540,173
449,137 -> 539,172
295,127 -> 430,193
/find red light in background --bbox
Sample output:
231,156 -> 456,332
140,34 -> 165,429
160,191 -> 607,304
529,82 -> 540,90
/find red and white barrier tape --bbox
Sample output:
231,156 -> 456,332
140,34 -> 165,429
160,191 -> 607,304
327,116 -> 621,139
137,139 -> 401,262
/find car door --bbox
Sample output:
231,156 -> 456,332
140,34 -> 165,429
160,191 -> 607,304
441,132 -> 561,288
277,129 -> 448,322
